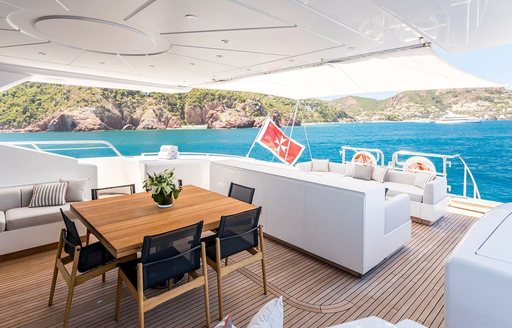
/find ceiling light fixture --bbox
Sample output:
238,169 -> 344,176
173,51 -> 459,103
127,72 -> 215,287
38,52 -> 46,55
99,61 -> 105,65
221,39 -> 229,44
185,14 -> 197,20
189,62 -> 195,66
216,54 -> 223,58
149,64 -> 155,68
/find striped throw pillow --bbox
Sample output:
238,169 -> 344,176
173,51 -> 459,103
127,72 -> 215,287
372,166 -> 389,183
29,182 -> 68,208
413,172 -> 436,189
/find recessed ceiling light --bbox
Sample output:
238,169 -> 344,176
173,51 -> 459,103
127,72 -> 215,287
216,54 -> 223,58
99,61 -> 105,65
149,64 -> 155,68
221,39 -> 230,44
189,62 -> 195,66
185,14 -> 197,20
246,68 -> 251,71
347,46 -> 355,50
289,59 -> 295,63
38,52 -> 46,55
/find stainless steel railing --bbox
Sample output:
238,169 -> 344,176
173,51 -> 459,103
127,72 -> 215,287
0,140 -> 124,157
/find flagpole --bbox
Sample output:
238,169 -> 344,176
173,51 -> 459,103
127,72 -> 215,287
246,116 -> 269,158
284,100 -> 300,164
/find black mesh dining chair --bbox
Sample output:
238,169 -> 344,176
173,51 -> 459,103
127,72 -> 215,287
202,207 -> 266,320
228,182 -> 255,204
86,184 -> 136,245
115,221 -> 210,328
49,209 -> 125,328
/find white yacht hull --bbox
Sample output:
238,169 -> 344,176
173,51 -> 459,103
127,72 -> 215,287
435,119 -> 482,124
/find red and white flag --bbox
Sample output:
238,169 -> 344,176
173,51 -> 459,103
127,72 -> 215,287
255,117 -> 305,165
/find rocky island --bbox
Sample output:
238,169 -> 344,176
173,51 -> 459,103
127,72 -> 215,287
1,83 -> 511,132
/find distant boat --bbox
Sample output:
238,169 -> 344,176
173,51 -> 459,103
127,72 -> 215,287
435,112 -> 482,124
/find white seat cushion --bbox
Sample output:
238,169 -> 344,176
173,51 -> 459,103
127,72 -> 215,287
248,296 -> 284,328
384,182 -> 423,203
0,211 -> 5,232
5,204 -> 70,230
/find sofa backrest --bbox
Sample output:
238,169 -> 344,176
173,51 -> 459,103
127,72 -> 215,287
386,170 -> 417,185
328,162 -> 346,174
0,187 -> 22,211
20,185 -> 34,207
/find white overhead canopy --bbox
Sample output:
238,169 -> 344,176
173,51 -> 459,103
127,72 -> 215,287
199,46 -> 498,100
0,0 -> 508,96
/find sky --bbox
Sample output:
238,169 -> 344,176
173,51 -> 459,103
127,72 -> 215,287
346,44 -> 512,100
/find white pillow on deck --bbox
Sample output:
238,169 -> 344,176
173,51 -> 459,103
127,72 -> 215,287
60,178 -> 88,202
372,166 -> 389,183
311,159 -> 329,172
353,164 -> 374,181
248,296 -> 284,328
413,172 -> 436,189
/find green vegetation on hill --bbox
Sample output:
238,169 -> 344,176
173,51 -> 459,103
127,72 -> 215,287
0,83 -> 351,130
1,83 -> 511,131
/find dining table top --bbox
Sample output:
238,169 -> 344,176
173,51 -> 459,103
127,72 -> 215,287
70,185 -> 256,258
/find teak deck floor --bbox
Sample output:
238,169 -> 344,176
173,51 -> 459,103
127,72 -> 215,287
0,211 -> 476,328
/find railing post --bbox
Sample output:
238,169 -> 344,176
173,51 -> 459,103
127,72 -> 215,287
463,166 -> 467,198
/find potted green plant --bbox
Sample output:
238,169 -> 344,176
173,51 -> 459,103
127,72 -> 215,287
143,169 -> 181,208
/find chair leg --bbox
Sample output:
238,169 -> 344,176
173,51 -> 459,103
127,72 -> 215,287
259,226 -> 268,295
115,270 -> 122,322
63,246 -> 80,328
102,273 -> 106,283
85,230 -> 90,246
137,263 -> 145,328
225,257 -> 228,266
49,229 -> 65,306
63,276 -> 76,328
216,267 -> 223,321
215,238 -> 223,321
201,243 -> 211,328
48,263 -> 59,306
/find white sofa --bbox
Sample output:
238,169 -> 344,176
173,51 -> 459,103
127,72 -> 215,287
210,159 -> 411,276
296,161 -> 448,225
0,185 -> 87,255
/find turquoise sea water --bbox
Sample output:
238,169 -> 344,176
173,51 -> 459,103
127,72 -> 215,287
1,121 -> 511,202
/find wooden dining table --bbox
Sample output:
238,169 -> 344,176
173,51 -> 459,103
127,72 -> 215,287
70,185 -> 256,258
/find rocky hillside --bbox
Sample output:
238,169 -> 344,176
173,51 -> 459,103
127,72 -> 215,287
0,83 -> 347,131
332,88 -> 512,121
1,83 -> 511,132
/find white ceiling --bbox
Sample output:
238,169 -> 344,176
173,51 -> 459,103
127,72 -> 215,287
0,0 -> 509,95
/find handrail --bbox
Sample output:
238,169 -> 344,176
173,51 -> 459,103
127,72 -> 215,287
457,155 -> 481,199
339,146 -> 385,166
0,140 -> 124,157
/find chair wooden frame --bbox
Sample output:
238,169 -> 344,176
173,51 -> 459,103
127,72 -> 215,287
86,183 -> 136,245
207,225 -> 267,320
114,242 -> 211,328
49,229 -> 133,328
